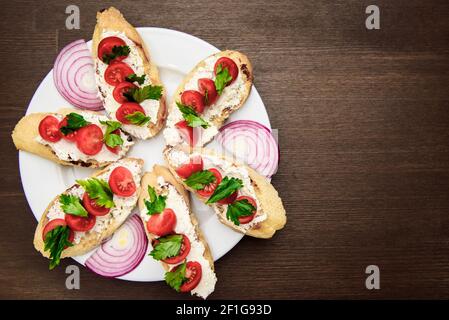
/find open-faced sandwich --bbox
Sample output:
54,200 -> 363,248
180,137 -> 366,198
12,109 -> 134,168
138,165 -> 217,299
92,7 -> 166,139
163,50 -> 253,147
34,158 -> 144,269
164,146 -> 286,238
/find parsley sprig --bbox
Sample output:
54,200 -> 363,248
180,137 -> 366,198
44,225 -> 73,270
125,112 -> 151,126
126,73 -> 146,85
226,199 -> 256,226
102,45 -> 130,64
59,194 -> 88,217
206,177 -> 243,204
145,186 -> 167,215
123,85 -> 163,103
76,178 -> 114,208
150,234 -> 183,261
214,63 -> 232,95
184,170 -> 216,190
176,102 -> 209,128
59,113 -> 90,135
100,120 -> 123,148
165,262 -> 187,292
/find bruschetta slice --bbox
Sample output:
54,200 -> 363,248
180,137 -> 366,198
164,146 -> 286,238
34,157 -> 144,269
138,165 -> 217,299
92,7 -> 167,139
12,108 -> 134,168
163,50 -> 253,147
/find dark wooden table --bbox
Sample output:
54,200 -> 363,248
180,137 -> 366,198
1,0 -> 449,299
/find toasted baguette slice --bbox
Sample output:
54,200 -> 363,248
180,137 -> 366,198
11,108 -> 134,168
138,165 -> 217,299
163,50 -> 253,147
92,7 -> 167,139
164,146 -> 286,238
34,158 -> 144,264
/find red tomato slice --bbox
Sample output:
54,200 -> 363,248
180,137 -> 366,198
65,213 -> 96,232
82,192 -> 110,216
116,102 -> 145,124
38,116 -> 62,142
112,82 -> 136,103
146,208 -> 177,237
104,62 -> 134,86
179,261 -> 202,293
42,219 -> 74,244
58,117 -> 77,141
217,191 -> 238,205
75,124 -> 104,156
181,90 -> 205,113
106,129 -> 121,154
175,156 -> 204,179
198,78 -> 218,106
214,57 -> 239,85
197,168 -> 222,197
152,234 -> 191,265
236,195 -> 257,224
98,36 -> 127,62
175,120 -> 197,147
108,166 -> 136,197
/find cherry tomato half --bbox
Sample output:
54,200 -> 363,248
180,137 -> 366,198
104,61 -> 134,86
181,90 -> 205,113
58,117 -> 77,142
116,102 -> 145,124
175,156 -> 204,179
98,36 -> 127,62
65,213 -> 96,232
235,195 -> 257,224
197,168 -> 222,198
198,78 -> 218,106
38,115 -> 62,142
146,208 -> 177,237
179,261 -> 202,293
217,191 -> 238,205
75,124 -> 104,156
42,219 -> 74,244
113,81 -> 137,103
82,192 -> 110,216
152,234 -> 191,265
108,166 -> 136,197
214,57 -> 239,85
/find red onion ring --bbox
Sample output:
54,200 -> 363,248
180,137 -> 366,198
53,39 -> 103,110
85,215 -> 148,278
216,120 -> 279,178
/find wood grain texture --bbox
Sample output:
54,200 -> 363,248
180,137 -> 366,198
1,0 -> 449,299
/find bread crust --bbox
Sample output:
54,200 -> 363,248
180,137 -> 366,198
167,50 -> 253,146
11,108 -> 131,168
164,146 -> 286,238
33,157 -> 144,259
92,7 -> 167,138
138,165 -> 215,271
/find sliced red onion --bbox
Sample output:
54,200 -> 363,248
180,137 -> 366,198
85,215 -> 148,278
53,39 -> 103,110
216,120 -> 279,178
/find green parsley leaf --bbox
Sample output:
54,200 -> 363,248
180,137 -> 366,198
165,261 -> 187,292
176,102 -> 209,129
59,113 -> 90,135
184,170 -> 216,190
76,178 -> 114,209
125,111 -> 151,126
214,63 -> 232,95
102,45 -> 130,64
100,120 -> 123,148
44,225 -> 73,270
226,199 -> 256,226
123,85 -> 163,103
149,234 -> 183,261
206,176 -> 243,204
125,73 -> 146,85
59,194 -> 88,217
145,186 -> 166,215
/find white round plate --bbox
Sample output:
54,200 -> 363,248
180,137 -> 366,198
19,28 -> 271,281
